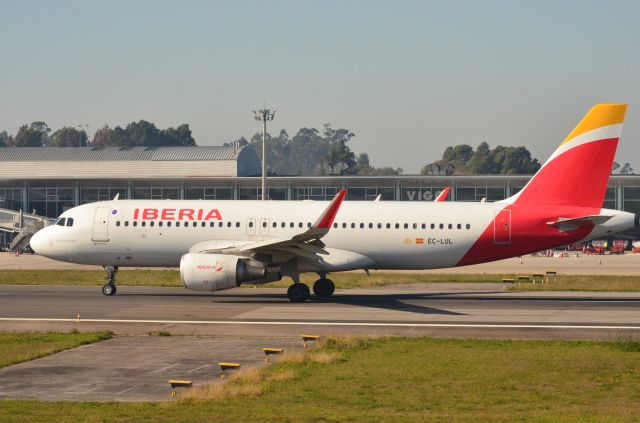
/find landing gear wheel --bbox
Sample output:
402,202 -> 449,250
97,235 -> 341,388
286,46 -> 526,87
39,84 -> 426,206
313,278 -> 335,298
102,266 -> 118,296
287,283 -> 310,303
102,283 -> 116,296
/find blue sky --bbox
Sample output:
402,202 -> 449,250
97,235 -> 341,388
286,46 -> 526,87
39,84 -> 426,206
1,0 -> 639,172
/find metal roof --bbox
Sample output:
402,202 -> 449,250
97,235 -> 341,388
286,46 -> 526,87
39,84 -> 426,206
0,146 -> 248,161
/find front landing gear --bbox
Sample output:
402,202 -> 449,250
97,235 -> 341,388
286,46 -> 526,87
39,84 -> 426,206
102,266 -> 118,296
313,278 -> 335,299
287,283 -> 310,302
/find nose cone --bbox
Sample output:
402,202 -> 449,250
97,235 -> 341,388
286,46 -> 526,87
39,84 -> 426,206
29,229 -> 47,255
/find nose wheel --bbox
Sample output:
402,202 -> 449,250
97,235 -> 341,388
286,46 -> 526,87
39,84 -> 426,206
102,266 -> 118,296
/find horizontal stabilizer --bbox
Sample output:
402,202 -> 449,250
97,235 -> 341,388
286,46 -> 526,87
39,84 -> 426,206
546,215 -> 612,232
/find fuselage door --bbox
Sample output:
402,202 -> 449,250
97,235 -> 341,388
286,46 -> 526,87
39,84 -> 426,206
246,218 -> 256,236
92,207 -> 111,242
259,218 -> 270,236
493,209 -> 512,244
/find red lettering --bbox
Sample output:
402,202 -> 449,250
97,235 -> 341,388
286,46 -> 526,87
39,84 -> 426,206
204,209 -> 222,221
178,209 -> 195,220
161,209 -> 176,220
133,208 -> 139,219
142,209 -> 158,219
197,209 -> 203,220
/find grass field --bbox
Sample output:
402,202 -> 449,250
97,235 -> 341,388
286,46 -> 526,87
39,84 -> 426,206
0,269 -> 639,291
2,336 -> 640,422
0,332 -> 112,369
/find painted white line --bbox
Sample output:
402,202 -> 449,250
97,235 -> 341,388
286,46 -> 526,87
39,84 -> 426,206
0,317 -> 639,330
114,386 -> 136,396
186,364 -> 211,374
151,363 -> 178,374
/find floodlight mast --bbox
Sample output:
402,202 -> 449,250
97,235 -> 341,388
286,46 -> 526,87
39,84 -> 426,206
253,108 -> 276,200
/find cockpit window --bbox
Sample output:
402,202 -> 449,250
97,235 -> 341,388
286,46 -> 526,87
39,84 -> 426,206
56,218 -> 66,226
66,218 -> 74,227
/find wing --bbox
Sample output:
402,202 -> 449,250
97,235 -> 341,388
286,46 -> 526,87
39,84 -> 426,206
193,189 -> 347,264
546,215 -> 612,232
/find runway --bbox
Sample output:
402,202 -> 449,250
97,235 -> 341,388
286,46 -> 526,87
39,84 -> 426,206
1,283 -> 639,339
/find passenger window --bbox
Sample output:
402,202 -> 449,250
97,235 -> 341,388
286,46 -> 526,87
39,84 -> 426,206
307,222 -> 311,228
175,222 -> 180,227
201,222 -> 206,227
281,222 -> 286,228
351,223 -> 355,229
298,222 -> 303,228
236,222 -> 240,228
192,222 -> 196,227
167,222 -> 172,227
227,222 -> 232,228
360,223 -> 364,229
210,222 -> 215,227
466,224 -> 471,229
141,221 -> 146,227
219,222 -> 223,227
342,223 -> 347,228
422,223 -> 426,229
333,223 -> 338,228
150,222 -> 155,227
386,223 -> 390,229
262,221 -> 267,228
125,221 -> 129,227
413,223 -> 417,229
448,224 -> 452,229
369,223 -> 373,229
439,224 -> 443,229
377,223 -> 382,229
159,221 -> 163,227
133,221 -> 138,227
249,221 -> 254,228
431,223 -> 435,229
404,223 -> 408,229
273,222 -> 277,228
116,221 -> 121,227
457,224 -> 461,229
395,223 -> 399,229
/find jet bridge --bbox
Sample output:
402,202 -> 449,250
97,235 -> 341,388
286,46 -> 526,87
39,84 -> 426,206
0,208 -> 50,252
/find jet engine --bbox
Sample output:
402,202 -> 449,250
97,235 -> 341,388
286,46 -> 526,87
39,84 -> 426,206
180,253 -> 266,291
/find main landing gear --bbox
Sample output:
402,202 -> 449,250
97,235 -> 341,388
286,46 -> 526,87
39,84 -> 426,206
286,277 -> 335,302
102,266 -> 118,296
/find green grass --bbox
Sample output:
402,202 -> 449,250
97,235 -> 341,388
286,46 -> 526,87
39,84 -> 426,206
2,336 -> 640,422
0,269 -> 639,291
0,331 -> 112,369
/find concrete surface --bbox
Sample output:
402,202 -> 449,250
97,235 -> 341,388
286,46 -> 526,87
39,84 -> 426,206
3,251 -> 640,274
1,284 -> 639,339
0,335 -> 302,402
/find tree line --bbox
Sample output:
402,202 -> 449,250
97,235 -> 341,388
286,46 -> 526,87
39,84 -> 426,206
421,142 -> 541,175
0,121 -> 195,148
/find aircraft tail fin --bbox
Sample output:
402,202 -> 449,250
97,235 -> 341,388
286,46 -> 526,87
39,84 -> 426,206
505,104 -> 627,209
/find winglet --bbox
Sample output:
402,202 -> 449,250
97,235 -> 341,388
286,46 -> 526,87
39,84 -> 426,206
434,187 -> 450,202
313,189 -> 347,229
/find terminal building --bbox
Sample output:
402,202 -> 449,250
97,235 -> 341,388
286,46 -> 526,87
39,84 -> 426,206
0,145 -> 639,245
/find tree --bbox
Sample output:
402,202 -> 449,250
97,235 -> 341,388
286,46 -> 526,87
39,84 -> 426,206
0,131 -> 13,147
467,142 -> 494,174
49,127 -> 88,147
91,125 -> 113,147
322,124 -> 356,172
14,122 -> 50,147
164,124 -> 196,146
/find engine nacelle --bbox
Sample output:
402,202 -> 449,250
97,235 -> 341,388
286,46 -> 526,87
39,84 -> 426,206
180,253 -> 266,292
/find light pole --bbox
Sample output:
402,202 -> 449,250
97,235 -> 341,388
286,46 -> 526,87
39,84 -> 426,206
76,124 -> 89,147
253,108 -> 276,200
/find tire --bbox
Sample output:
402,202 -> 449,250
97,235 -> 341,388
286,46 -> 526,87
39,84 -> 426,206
102,284 -> 116,296
313,279 -> 335,298
287,283 -> 310,302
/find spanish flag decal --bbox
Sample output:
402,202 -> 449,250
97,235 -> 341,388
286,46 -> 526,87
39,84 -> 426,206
416,238 -> 425,244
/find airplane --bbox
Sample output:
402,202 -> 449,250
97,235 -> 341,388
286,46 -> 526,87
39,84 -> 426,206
30,104 -> 637,302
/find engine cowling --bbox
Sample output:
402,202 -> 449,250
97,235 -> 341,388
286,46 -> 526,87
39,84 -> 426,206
180,253 -> 266,292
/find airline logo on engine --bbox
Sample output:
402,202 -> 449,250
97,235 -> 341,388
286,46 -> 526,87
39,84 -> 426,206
196,264 -> 223,271
133,208 -> 222,221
